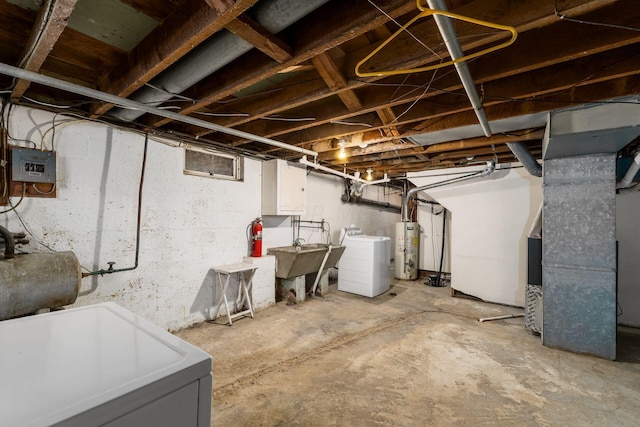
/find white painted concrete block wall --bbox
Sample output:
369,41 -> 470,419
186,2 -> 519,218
243,255 -> 276,309
3,106 -> 401,330
408,165 -> 542,307
4,106 -> 262,330
616,191 -> 640,327
261,172 -> 401,252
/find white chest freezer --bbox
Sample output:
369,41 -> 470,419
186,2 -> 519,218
338,227 -> 391,297
0,302 -> 212,427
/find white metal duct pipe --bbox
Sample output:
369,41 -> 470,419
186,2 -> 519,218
0,63 -> 318,157
110,0 -> 331,121
426,0 -> 492,137
401,160 -> 495,222
506,142 -> 542,177
617,151 -> 640,189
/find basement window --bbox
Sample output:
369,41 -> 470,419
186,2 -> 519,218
184,147 -> 243,181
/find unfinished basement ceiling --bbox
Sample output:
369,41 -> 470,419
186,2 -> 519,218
1,0 -> 639,178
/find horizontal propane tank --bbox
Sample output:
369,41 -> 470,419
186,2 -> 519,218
1,225 -> 81,320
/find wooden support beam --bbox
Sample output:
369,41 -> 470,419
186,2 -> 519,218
207,0 -> 638,146
254,40 -> 640,149
11,0 -> 78,101
187,0 -> 623,138
91,0 -> 258,117
312,52 -> 362,112
376,107 -> 400,138
317,129 -> 544,163
144,0 -> 416,127
225,14 -> 292,63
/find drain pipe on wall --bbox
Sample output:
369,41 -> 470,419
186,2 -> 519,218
82,133 -> 149,278
311,245 -> 332,296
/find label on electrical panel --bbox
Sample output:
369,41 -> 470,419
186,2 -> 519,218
11,148 -> 56,183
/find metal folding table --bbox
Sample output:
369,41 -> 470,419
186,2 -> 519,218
211,262 -> 258,326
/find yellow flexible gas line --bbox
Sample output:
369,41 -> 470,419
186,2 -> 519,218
355,1 -> 517,77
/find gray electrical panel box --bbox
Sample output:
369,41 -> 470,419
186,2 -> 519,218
11,148 -> 56,183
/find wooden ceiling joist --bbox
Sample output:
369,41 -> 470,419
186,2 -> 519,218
312,52 -> 362,112
91,0 -> 258,117
142,0 -> 416,127
11,0 -> 78,101
225,14 -> 292,63
252,44 -> 640,153
3,0 -> 639,178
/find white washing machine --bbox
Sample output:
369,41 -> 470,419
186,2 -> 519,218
338,226 -> 391,297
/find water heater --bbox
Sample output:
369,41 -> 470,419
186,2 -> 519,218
395,222 -> 419,280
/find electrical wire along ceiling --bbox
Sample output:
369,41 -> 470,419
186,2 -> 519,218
1,0 -> 639,178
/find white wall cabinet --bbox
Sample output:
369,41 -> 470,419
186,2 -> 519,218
262,159 -> 306,215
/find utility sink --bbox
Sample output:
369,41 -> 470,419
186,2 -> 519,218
267,244 -> 345,279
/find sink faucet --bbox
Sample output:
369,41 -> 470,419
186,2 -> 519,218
293,238 -> 305,247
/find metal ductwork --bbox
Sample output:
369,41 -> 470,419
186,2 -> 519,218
506,142 -> 542,177
426,0 -> 492,137
110,0 -> 331,122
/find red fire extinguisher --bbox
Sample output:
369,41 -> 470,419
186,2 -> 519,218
251,218 -> 263,257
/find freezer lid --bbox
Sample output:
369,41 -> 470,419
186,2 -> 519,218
0,302 -> 211,427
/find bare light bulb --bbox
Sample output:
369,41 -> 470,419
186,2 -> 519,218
337,139 -> 347,160
366,168 -> 373,181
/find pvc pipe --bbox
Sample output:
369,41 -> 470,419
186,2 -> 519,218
402,160 -> 495,222
617,151 -> 640,189
426,0 -> 492,137
299,156 -> 390,185
311,245 -> 332,295
0,62 -> 318,158
479,313 -> 524,322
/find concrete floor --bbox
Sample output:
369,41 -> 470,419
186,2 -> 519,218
176,279 -> 640,426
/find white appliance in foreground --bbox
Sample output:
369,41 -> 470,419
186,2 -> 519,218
0,302 -> 212,427
338,226 -> 391,297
